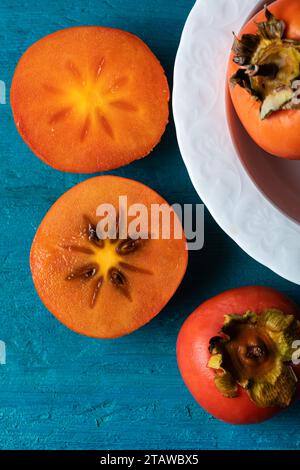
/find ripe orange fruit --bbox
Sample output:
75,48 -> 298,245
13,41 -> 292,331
11,27 -> 169,172
228,0 -> 300,159
30,176 -> 188,338
177,286 -> 300,424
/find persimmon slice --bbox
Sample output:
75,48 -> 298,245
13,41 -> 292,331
11,27 -> 169,172
30,176 -> 188,338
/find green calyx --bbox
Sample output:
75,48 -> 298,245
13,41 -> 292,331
230,5 -> 300,119
208,309 -> 300,408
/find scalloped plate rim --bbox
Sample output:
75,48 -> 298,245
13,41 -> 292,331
173,0 -> 300,285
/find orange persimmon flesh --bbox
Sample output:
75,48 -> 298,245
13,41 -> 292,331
30,176 -> 188,338
11,27 -> 169,172
228,0 -> 300,159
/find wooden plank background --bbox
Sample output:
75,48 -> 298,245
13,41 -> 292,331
0,0 -> 299,450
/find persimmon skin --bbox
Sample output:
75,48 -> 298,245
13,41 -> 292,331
11,27 -> 169,173
30,176 -> 188,339
177,286 -> 300,424
228,0 -> 300,159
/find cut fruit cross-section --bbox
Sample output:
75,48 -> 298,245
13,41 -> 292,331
11,27 -> 170,172
30,176 -> 188,338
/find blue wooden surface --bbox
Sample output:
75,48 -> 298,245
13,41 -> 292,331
1,0 -> 300,450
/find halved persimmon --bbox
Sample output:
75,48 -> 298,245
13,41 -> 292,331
11,27 -> 169,172
30,176 -> 188,338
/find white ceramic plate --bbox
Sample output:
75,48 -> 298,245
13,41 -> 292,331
173,0 -> 300,285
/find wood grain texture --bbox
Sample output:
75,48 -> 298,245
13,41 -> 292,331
0,0 -> 300,450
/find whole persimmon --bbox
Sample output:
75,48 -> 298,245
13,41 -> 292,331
228,0 -> 300,159
177,286 -> 300,424
30,176 -> 188,339
11,27 -> 169,172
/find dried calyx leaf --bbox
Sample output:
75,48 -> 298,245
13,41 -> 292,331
256,5 -> 285,40
207,353 -> 238,398
230,5 -> 300,119
261,86 -> 293,119
215,372 -> 238,399
232,33 -> 260,65
208,309 -> 300,408
230,69 -> 261,100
